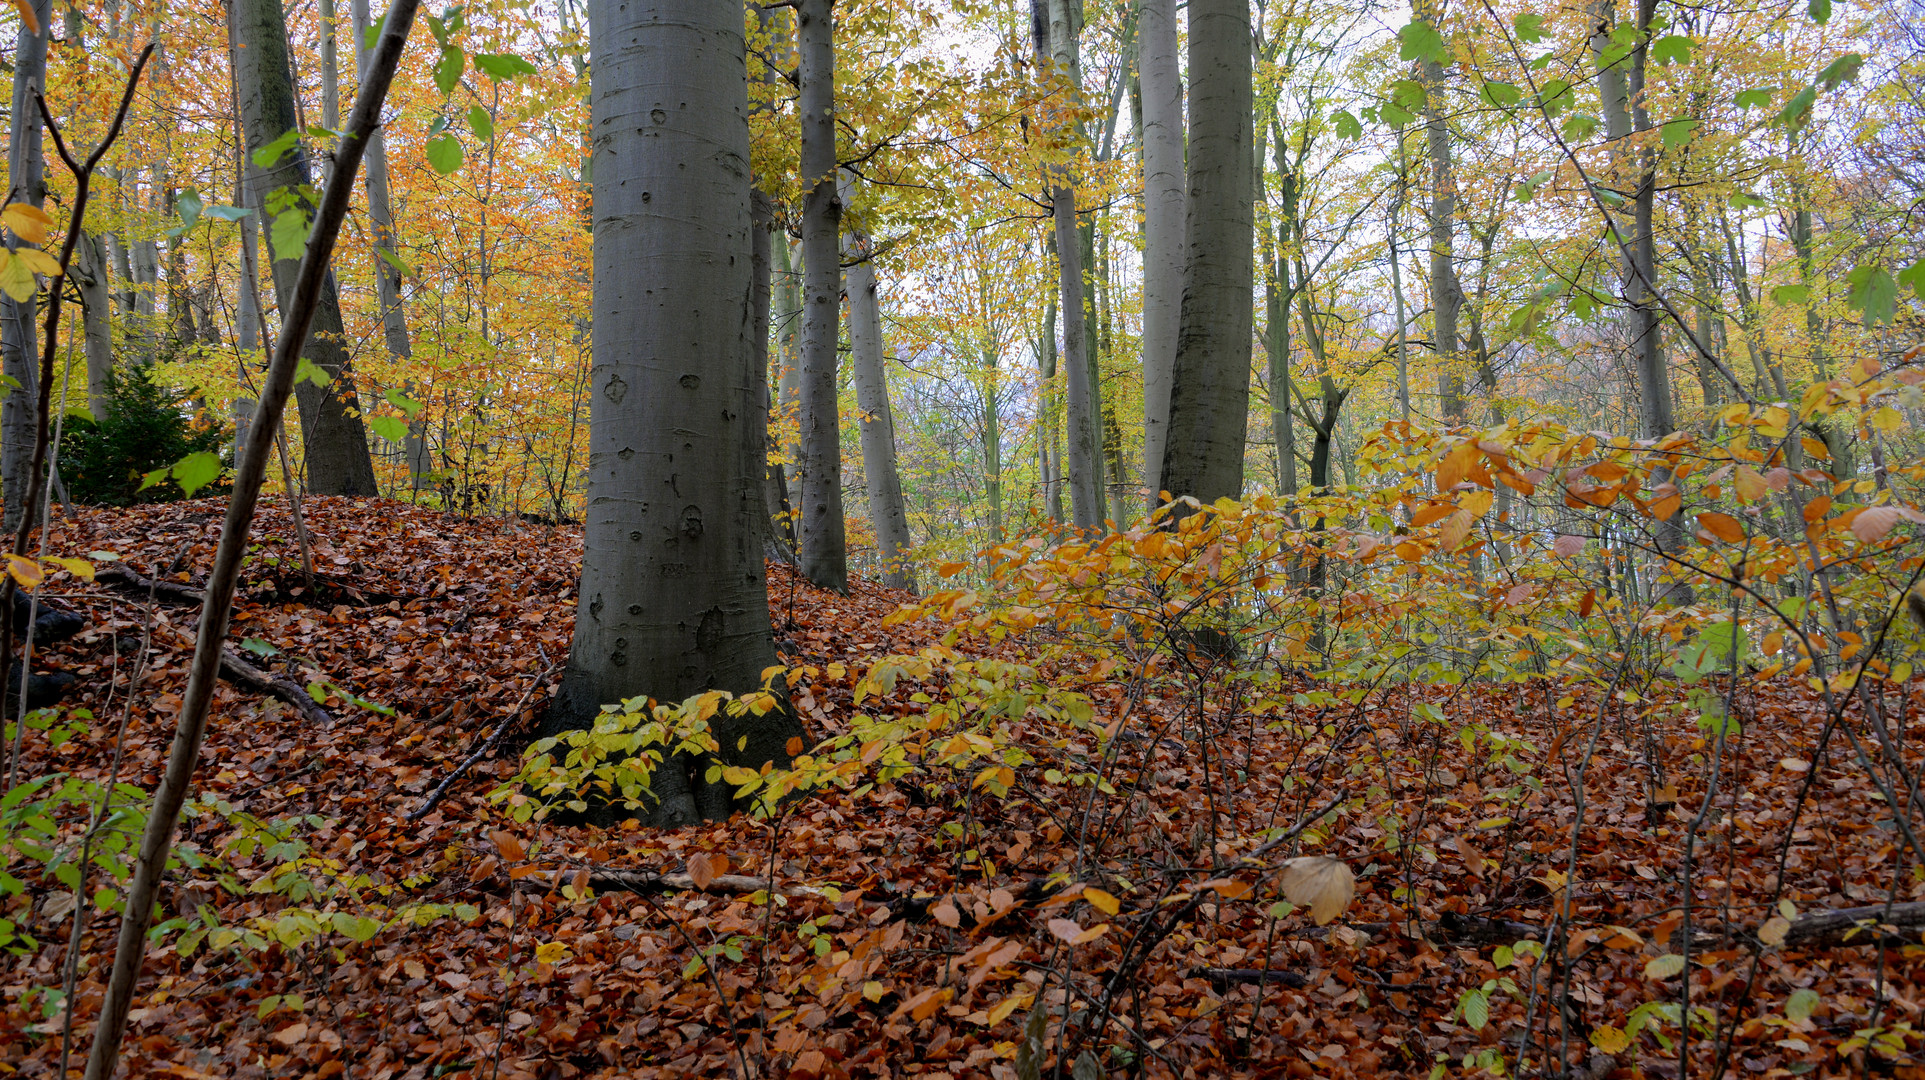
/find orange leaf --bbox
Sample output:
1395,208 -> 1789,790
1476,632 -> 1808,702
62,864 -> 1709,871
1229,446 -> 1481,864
7,0 -> 35,36
1436,442 -> 1476,491
1802,495 -> 1832,523
687,852 -> 717,889
1696,512 -> 1745,543
1202,878 -> 1252,900
932,899 -> 961,928
1851,506 -> 1902,543
489,830 -> 525,863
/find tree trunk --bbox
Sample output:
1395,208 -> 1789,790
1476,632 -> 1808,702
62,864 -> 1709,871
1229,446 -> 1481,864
1035,0 -> 1102,531
74,232 -> 114,422
1161,0 -> 1253,507
846,237 -> 915,590
1419,14 -> 1460,424
352,0 -> 427,486
1138,0 -> 1181,507
231,0 -> 380,495
2,0 -> 48,535
549,0 -> 803,826
1038,287 -> 1063,525
796,0 -> 847,591
772,229 -> 801,544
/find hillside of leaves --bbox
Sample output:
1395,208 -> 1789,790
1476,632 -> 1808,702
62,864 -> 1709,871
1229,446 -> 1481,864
0,497 -> 1917,1078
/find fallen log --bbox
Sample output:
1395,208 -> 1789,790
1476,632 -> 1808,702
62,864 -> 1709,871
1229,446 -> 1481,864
1190,967 -> 1308,991
95,564 -> 206,605
218,648 -> 333,727
511,865 -> 830,898
1779,901 -> 1925,948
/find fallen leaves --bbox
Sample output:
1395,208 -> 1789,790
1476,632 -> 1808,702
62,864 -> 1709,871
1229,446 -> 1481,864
1276,856 -> 1355,926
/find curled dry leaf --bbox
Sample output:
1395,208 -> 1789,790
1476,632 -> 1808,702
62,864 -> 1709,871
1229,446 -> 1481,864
1552,534 -> 1586,558
1277,856 -> 1355,926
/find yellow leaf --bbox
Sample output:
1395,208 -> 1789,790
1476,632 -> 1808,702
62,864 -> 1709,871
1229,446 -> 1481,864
1734,466 -> 1768,503
1644,953 -> 1686,979
1436,441 -> 1476,491
1801,436 -> 1830,460
861,980 -> 886,1002
1590,1024 -> 1631,1054
0,252 -> 34,302
1438,507 -> 1474,551
1758,915 -> 1791,948
5,554 -> 43,588
0,204 -> 49,245
1084,887 -> 1120,916
987,991 -> 1030,1026
1277,856 -> 1354,926
46,556 -> 93,580
937,561 -> 969,577
1460,489 -> 1494,517
13,247 -> 57,277
534,941 -> 569,965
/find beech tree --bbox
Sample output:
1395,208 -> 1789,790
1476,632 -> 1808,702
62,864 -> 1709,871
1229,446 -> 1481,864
548,0 -> 802,825
1,0 -> 48,533
1137,0 -> 1181,505
231,0 -> 380,496
796,0 -> 849,591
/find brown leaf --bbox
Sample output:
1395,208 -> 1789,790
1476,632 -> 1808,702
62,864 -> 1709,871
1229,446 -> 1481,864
687,852 -> 717,889
1277,856 -> 1355,926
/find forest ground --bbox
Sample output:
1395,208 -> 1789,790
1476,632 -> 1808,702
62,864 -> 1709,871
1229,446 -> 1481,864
0,497 -> 1918,1079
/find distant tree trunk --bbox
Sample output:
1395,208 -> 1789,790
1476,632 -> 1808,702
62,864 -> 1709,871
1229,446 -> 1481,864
846,238 -> 915,590
232,0 -> 380,495
1388,138 -> 1414,421
773,229 -> 801,537
1160,0 -> 1253,506
1418,8 -> 1461,424
1,0 -> 48,535
550,0 -> 802,826
352,0 -> 426,487
319,0 -> 339,130
796,0 -> 847,591
74,232 -> 114,422
1263,120 -> 1297,498
974,266 -> 1005,543
1035,0 -> 1102,531
1138,0 -> 1181,507
1037,288 -> 1063,524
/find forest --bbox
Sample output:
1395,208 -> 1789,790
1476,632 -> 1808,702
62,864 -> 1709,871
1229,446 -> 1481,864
0,0 -> 1920,1073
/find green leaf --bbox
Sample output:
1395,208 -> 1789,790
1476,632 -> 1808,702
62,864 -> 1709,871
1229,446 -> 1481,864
1537,79 -> 1573,117
1562,113 -> 1599,141
1896,260 -> 1925,301
473,53 -> 538,80
294,356 -> 333,388
1775,85 -> 1818,128
1389,79 -> 1428,112
362,12 -> 387,52
426,134 -> 463,175
330,912 -> 383,942
1332,109 -> 1362,140
1570,289 -> 1596,322
1513,13 -> 1546,42
384,387 -> 425,418
1461,989 -> 1490,1030
1479,80 -> 1523,109
0,253 -> 35,302
1398,20 -> 1447,64
376,247 -> 415,278
1818,53 -> 1863,89
434,46 -> 464,96
175,189 -> 203,230
1380,102 -> 1414,128
1787,988 -> 1820,1024
1730,191 -> 1766,208
204,205 -> 253,223
138,466 -> 169,493
1770,283 -> 1811,305
270,210 -> 309,263
467,104 -> 494,143
170,452 -> 223,497
241,637 -> 280,658
1651,34 -> 1693,66
307,681 -> 330,704
252,129 -> 301,169
1735,87 -> 1775,109
1808,0 -> 1830,23
1516,169 -> 1554,203
1660,118 -> 1698,150
371,415 -> 409,442
1847,264 -> 1898,326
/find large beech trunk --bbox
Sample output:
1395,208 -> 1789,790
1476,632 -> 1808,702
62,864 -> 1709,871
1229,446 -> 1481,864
796,0 -> 849,591
1137,0 -> 1182,505
546,0 -> 802,826
1160,0 -> 1254,507
231,0 -> 380,495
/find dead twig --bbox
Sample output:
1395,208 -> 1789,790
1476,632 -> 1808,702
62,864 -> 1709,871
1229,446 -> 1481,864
404,663 -> 558,822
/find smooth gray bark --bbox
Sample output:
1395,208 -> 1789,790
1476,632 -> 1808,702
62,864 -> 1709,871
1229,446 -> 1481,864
845,236 -> 915,590
2,0 -> 48,534
549,0 -> 801,826
1036,0 -> 1101,530
796,0 -> 848,591
1137,0 -> 1182,505
1160,0 -> 1254,506
352,0 -> 427,485
1419,34 -> 1460,423
73,232 -> 113,421
231,0 -> 380,495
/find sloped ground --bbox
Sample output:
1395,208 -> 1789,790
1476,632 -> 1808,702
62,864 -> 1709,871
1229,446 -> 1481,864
0,497 -> 1918,1079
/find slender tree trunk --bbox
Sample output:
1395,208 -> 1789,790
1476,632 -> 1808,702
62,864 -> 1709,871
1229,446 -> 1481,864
1418,11 -> 1460,424
1138,0 -> 1181,505
232,0 -> 380,495
1038,287 -> 1063,525
796,0 -> 847,591
846,237 -> 915,589
1035,0 -> 1101,530
74,232 -> 113,421
1161,0 -> 1254,506
773,229 -> 801,538
319,0 -> 339,129
548,0 -> 802,825
352,0 -> 426,485
2,0 -> 48,534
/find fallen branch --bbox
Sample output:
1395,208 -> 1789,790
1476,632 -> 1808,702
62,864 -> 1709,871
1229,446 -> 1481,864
1779,901 -> 1925,948
405,663 -> 558,822
218,648 -> 333,727
95,564 -> 206,605
1190,967 -> 1308,991
512,865 -> 831,898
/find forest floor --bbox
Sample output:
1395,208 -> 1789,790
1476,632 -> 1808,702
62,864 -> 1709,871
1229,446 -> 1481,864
0,497 -> 1920,1079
